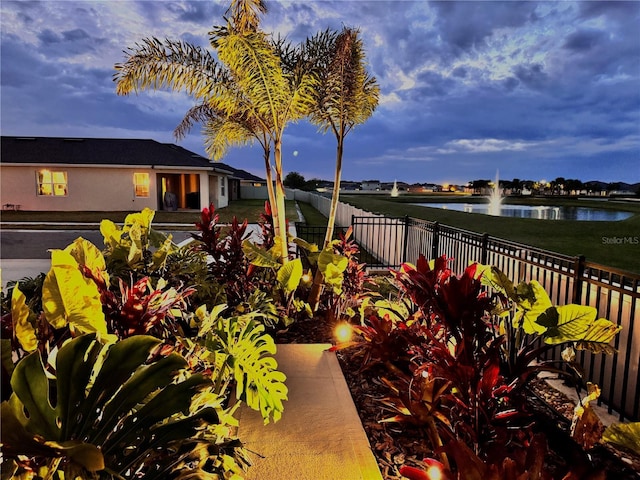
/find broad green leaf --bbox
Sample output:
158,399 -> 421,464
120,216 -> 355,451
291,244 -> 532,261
318,248 -> 348,274
242,239 -> 281,268
277,258 -> 303,294
10,350 -> 59,440
480,266 -> 517,300
544,304 -> 598,344
11,285 -> 37,352
291,236 -> 319,253
513,281 -> 550,334
603,422 -> 640,456
42,250 -> 106,334
323,262 -> 344,295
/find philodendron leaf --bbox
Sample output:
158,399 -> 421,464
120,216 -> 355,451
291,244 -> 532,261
480,266 -> 517,300
9,350 -> 59,440
603,422 -> 640,456
543,304 -> 597,345
242,240 -> 281,268
545,310 -> 621,347
513,280 -> 550,335
277,258 -> 303,294
11,285 -> 37,352
42,250 -> 106,334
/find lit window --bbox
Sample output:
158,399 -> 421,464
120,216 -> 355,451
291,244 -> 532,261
134,172 -> 150,197
37,170 -> 67,196
253,182 -> 263,187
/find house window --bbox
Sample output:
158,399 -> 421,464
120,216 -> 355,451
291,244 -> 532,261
134,172 -> 150,197
221,178 -> 226,196
37,170 -> 67,196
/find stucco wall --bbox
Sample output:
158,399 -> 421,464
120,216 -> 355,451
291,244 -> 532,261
0,165 -> 212,211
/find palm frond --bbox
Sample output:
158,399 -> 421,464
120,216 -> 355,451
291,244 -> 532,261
114,37 -> 227,100
225,0 -> 267,34
215,31 -> 291,132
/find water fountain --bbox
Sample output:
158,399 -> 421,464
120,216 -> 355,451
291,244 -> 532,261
391,180 -> 399,197
487,170 -> 503,216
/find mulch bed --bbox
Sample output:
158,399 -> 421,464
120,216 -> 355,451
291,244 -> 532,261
273,315 -> 640,480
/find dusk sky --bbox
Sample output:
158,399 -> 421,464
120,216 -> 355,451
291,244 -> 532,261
1,1 -> 639,185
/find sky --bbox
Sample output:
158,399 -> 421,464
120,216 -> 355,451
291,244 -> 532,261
1,1 -> 639,185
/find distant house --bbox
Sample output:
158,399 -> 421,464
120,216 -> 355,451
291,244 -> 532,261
361,180 -> 381,191
0,136 -> 237,212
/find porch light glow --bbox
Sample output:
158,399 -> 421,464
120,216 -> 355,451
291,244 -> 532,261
335,322 -> 352,343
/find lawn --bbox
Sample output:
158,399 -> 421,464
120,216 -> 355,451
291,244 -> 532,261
0,199 -> 299,230
338,194 -> 640,273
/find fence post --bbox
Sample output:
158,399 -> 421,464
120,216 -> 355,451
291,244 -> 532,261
431,222 -> 440,259
401,216 -> 410,264
481,233 -> 489,264
571,255 -> 586,303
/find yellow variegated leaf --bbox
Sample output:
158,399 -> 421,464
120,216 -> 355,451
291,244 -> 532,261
99,219 -> 122,248
63,237 -> 106,271
544,304 -> 598,345
514,280 -> 550,334
42,250 -> 106,334
11,285 -> 37,352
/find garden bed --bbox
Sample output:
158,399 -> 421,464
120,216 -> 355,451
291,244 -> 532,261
274,316 -> 640,480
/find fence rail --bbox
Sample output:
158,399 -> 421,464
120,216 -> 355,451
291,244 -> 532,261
291,190 -> 638,421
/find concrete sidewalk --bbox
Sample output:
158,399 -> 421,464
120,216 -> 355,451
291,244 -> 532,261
237,344 -> 382,480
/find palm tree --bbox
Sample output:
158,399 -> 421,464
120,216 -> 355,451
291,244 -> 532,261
303,27 -> 379,307
114,0 -> 315,263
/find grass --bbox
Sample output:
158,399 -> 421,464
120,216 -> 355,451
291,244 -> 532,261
338,195 -> 640,273
0,200 -> 299,230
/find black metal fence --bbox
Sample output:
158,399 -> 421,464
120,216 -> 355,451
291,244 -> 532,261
350,215 -> 640,421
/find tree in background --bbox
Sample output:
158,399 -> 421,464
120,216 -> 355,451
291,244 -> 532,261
283,171 -> 306,190
303,27 -> 380,308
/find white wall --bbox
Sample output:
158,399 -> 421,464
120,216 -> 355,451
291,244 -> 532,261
1,165 -> 212,211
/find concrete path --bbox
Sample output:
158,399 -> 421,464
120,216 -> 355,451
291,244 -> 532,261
237,344 -> 383,480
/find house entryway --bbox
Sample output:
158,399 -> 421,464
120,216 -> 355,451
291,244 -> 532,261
157,173 -> 200,210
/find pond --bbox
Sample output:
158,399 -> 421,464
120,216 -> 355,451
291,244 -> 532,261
411,202 -> 634,221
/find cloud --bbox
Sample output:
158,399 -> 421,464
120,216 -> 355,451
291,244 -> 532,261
0,0 -> 638,185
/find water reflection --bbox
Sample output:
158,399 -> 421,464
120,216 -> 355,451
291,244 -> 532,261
412,203 -> 633,221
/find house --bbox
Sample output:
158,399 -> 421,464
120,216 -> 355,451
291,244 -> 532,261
361,180 -> 381,191
0,136 -> 236,212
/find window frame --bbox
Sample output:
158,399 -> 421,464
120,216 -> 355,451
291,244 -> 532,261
36,169 -> 68,197
133,172 -> 150,198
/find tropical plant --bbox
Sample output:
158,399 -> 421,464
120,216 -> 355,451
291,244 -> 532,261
1,333 -> 246,479
115,0 -> 317,264
100,208 -> 176,280
1,209 -> 290,479
191,203 -> 255,307
334,254 -> 622,476
304,26 -> 379,306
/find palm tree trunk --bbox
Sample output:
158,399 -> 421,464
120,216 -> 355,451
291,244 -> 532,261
263,148 -> 277,229
308,137 -> 344,309
273,137 -> 288,264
